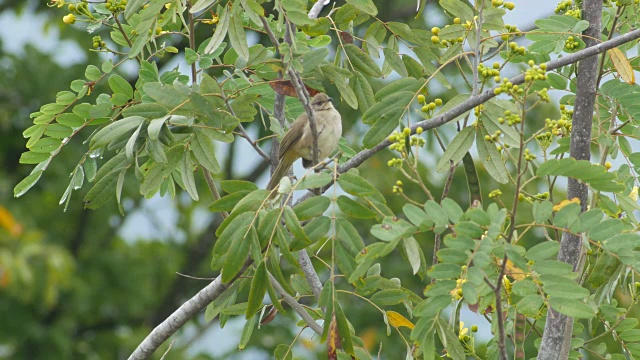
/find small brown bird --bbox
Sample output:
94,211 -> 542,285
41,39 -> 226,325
267,93 -> 342,191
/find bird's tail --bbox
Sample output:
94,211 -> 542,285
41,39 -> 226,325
266,153 -> 296,191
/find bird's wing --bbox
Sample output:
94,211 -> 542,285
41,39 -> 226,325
278,114 -> 307,159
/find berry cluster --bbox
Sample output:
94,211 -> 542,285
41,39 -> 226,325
418,94 -> 442,114
106,0 -> 127,13
508,41 -> 526,56
430,27 -> 465,47
478,62 -> 501,81
498,110 -> 521,126
564,36 -> 580,50
387,127 -> 425,167
544,104 -> 573,136
491,0 -> 515,10
524,60 -> 547,82
523,148 -> 536,161
92,35 -> 106,49
488,189 -> 502,199
501,24 -> 520,41
392,180 -> 403,194
493,77 -> 523,96
484,130 -> 503,143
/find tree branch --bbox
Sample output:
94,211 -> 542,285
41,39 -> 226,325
538,0 -> 602,359
128,259 -> 253,360
269,273 -> 323,335
308,0 -> 330,19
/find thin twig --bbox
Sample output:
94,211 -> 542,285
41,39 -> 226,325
269,273 -> 323,335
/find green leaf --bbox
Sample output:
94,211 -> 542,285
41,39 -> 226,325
19,151 -> 50,165
403,204 -> 432,228
204,5 -> 230,54
229,5 -> 249,60
363,91 -> 413,124
90,116 -> 145,150
221,180 -> 258,193
440,0 -> 474,21
246,260 -> 267,318
382,47 -> 408,77
475,128 -> 508,183
85,65 -> 101,81
588,218 -> 624,241
435,317 -> 466,360
428,263 -> 461,279
191,132 -> 221,173
180,151 -> 199,201
14,170 -> 44,198
351,72 -> 375,113
549,298 -> 596,319
321,65 -> 358,109
537,158 -> 625,193
209,191 -> 251,212
239,315 -> 256,350
284,206 -> 310,246
526,241 -> 559,261
140,146 -> 183,198
190,0 -> 217,13
338,172 -> 377,197
222,224 -> 253,283
516,295 -> 544,317
344,44 -> 382,77
303,216 -> 331,243
84,168 -> 122,209
403,236 -> 422,274
362,114 -> 401,148
295,172 -> 332,190
293,196 -> 331,220
337,195 -> 377,219
108,74 -> 133,99
534,201 -> 553,224
435,126 -> 475,172
371,289 -> 406,306
441,198 -> 463,223
29,138 -> 61,153
345,0 -> 378,16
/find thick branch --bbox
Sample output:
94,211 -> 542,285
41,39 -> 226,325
538,1 -> 602,359
308,0 -> 330,19
269,273 -> 323,335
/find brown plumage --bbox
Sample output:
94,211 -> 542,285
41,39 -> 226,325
267,93 -> 342,191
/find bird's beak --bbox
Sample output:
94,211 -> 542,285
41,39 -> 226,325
328,97 -> 333,102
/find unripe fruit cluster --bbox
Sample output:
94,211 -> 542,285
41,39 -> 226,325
524,60 -> 547,82
92,35 -> 106,49
488,189 -> 502,198
492,0 -> 515,10
478,63 -> 500,80
419,95 -> 442,113
508,41 -> 526,56
392,180 -> 403,194
431,26 -> 465,47
544,105 -> 573,136
484,130 -> 502,143
493,77 -> 523,96
564,36 -> 580,50
555,0 -> 573,13
498,110 -> 521,126
106,0 -> 127,13
524,148 -> 536,161
501,24 -> 520,41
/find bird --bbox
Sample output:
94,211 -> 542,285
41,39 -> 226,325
266,93 -> 342,191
